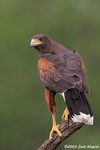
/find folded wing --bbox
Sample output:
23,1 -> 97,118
38,51 -> 89,93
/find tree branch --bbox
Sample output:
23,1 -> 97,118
37,119 -> 84,150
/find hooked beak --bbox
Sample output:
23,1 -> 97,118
30,39 -> 42,47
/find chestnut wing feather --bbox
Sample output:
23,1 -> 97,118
38,52 -> 89,93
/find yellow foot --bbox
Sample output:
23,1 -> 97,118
62,107 -> 69,121
49,124 -> 62,139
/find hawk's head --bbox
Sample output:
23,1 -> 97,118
30,34 -> 51,53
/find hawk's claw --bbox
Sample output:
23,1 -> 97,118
49,124 -> 62,139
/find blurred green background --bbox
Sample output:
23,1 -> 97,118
0,0 -> 100,149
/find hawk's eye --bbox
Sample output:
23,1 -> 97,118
39,38 -> 43,41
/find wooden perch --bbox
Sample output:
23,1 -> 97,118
37,119 -> 84,150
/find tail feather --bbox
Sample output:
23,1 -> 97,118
64,89 -> 94,125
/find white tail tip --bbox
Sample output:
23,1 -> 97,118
72,112 -> 94,125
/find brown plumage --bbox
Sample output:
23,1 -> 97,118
30,34 -> 94,139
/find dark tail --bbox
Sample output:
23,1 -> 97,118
64,89 -> 94,125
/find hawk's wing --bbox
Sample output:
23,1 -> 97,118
38,51 -> 89,93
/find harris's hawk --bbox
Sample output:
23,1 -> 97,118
30,34 -> 94,139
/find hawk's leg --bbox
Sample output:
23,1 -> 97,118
50,112 -> 62,139
45,88 -> 62,139
62,107 -> 69,121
